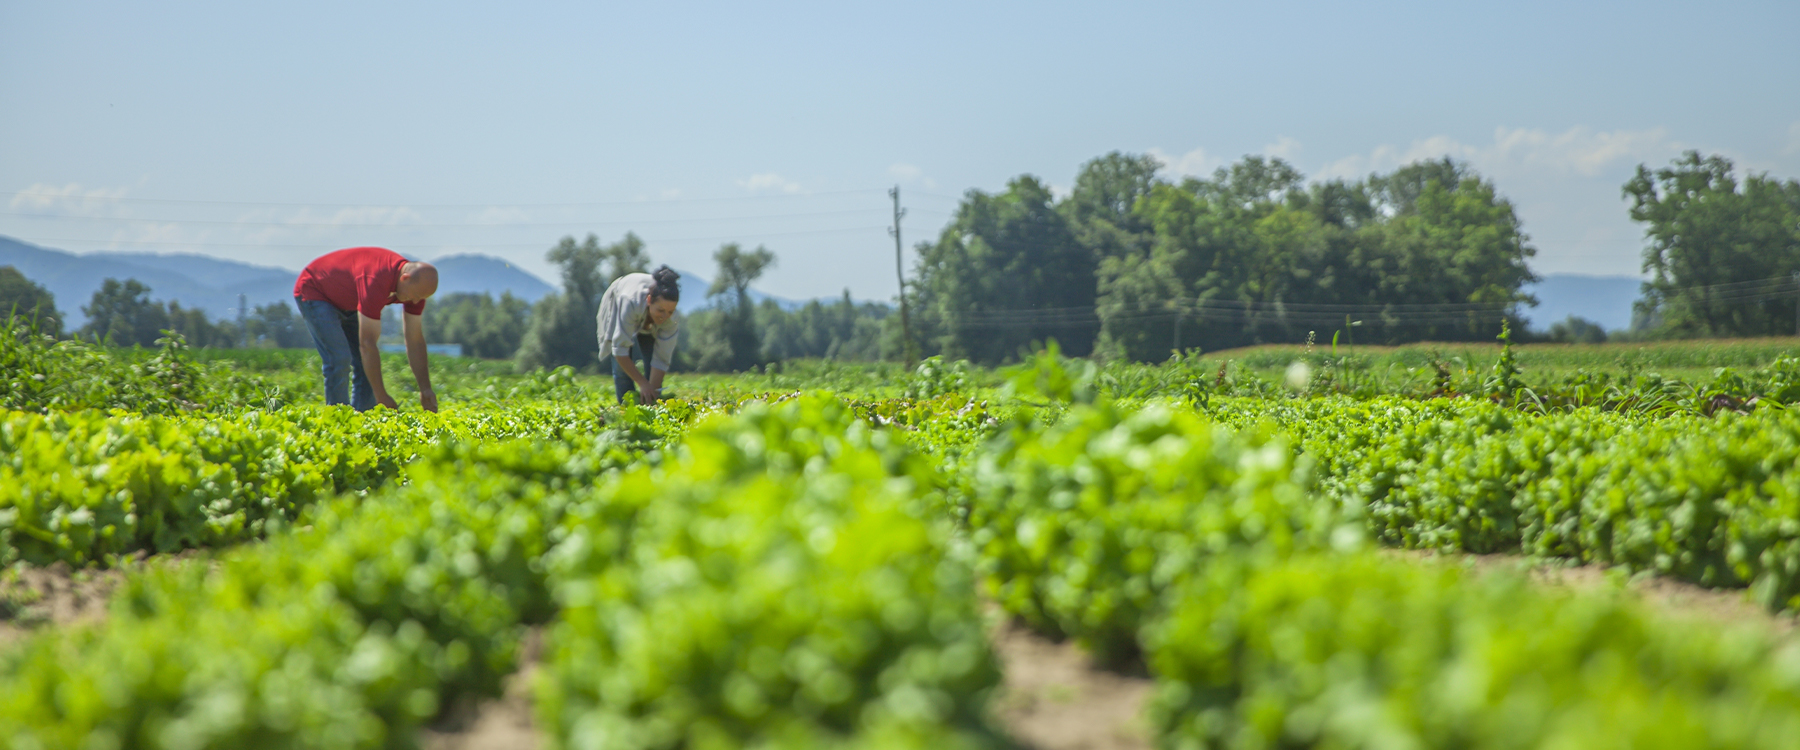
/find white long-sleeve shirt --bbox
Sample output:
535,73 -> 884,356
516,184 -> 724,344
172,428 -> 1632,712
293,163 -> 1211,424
595,273 -> 680,372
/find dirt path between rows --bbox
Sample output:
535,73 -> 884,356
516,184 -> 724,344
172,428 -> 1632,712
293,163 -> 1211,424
7,546 -> 1790,749
422,628 -> 545,750
987,617 -> 1154,750
1,561 -> 134,647
0,551 -> 214,648
1391,549 -> 1800,639
418,615 -> 1157,750
418,550 -> 1800,750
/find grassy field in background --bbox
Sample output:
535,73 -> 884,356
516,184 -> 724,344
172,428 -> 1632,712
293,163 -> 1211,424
1202,337 -> 1800,380
134,335 -> 1800,405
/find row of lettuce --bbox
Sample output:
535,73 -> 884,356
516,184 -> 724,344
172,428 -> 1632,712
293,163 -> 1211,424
2,398 -> 1006,749
970,387 -> 1800,748
0,401 -> 688,568
9,384 -> 1800,747
11,370 -> 1800,613
1197,396 -> 1800,611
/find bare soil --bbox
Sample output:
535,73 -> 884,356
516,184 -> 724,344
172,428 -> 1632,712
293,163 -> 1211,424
414,613 -> 1158,750
0,561 -> 128,646
988,616 -> 1153,750
421,628 -> 545,750
1389,548 -> 1800,638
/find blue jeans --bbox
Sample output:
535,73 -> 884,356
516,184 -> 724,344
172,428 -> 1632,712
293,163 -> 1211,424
296,297 -> 375,411
612,333 -> 657,404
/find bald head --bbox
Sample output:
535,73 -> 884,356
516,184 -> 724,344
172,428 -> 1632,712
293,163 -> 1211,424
398,261 -> 439,303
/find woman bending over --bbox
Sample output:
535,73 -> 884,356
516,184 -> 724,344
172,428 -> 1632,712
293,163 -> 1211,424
596,265 -> 681,403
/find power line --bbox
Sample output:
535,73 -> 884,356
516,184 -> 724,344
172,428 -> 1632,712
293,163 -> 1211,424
928,273 -> 1800,328
0,188 -> 888,210
18,225 -> 892,251
0,207 -> 888,229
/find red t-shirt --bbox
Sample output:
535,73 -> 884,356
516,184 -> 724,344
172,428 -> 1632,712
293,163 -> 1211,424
294,247 -> 427,319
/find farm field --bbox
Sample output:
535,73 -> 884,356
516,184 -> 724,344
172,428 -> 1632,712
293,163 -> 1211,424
7,325 -> 1800,749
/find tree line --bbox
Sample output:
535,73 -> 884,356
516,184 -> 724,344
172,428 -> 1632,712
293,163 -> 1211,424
1626,152 -> 1800,337
906,153 -> 1541,364
5,149 -> 1794,368
0,271 -> 312,349
0,237 -> 892,372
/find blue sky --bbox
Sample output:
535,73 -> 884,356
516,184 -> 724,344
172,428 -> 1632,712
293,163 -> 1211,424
3,0 -> 1797,302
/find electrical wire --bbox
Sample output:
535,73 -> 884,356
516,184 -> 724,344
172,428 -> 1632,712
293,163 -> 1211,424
0,207 -> 889,229
0,188 -> 888,210
20,225 -> 892,251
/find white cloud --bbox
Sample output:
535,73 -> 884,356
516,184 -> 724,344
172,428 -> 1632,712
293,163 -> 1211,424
1147,146 -> 1217,179
738,173 -> 802,194
888,163 -> 938,189
1317,126 -> 1678,181
9,183 -> 131,215
1264,136 -> 1302,161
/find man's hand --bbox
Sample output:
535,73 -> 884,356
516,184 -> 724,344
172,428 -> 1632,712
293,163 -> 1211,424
420,388 -> 439,413
377,392 -> 400,410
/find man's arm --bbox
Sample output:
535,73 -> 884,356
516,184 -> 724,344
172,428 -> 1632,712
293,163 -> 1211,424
402,312 -> 437,413
358,313 -> 399,409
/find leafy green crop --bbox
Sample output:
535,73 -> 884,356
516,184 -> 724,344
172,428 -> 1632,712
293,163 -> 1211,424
540,396 -> 1003,749
1146,552 -> 1800,749
2,319 -> 286,414
0,395 -> 1006,749
0,400 -> 670,568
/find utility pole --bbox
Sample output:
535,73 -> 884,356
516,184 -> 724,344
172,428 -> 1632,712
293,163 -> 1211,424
889,185 -> 917,366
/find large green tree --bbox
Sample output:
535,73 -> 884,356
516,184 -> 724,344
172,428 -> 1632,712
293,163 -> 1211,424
602,232 -> 651,284
0,266 -> 62,335
1097,157 -> 1316,358
1356,159 -> 1538,339
1626,151 -> 1800,337
1061,152 -> 1160,264
707,242 -> 776,372
913,175 -> 1095,364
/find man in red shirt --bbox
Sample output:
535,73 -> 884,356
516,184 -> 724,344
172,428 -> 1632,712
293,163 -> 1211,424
293,247 -> 440,412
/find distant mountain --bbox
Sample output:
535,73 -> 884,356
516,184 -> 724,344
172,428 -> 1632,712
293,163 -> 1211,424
1,235 -> 873,328
431,254 -> 556,303
87,250 -> 297,290
1519,274 -> 1644,332
0,237 -> 301,328
0,237 -> 568,327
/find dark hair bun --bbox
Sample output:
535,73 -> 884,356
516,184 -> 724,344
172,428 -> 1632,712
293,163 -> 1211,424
651,265 -> 681,302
